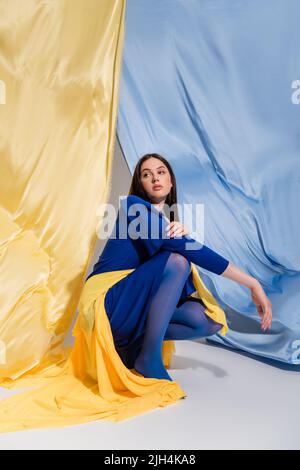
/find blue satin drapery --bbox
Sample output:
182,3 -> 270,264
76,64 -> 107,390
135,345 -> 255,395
117,0 -> 300,365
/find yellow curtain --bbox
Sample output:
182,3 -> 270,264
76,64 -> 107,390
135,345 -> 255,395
0,0 -> 125,380
0,0 -> 229,433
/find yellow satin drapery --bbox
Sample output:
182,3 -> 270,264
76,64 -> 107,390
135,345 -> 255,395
0,262 -> 228,432
0,0 -> 125,380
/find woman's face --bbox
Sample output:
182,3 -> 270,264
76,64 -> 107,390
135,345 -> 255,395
140,157 -> 173,203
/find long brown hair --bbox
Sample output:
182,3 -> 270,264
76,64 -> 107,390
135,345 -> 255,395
128,153 -> 178,222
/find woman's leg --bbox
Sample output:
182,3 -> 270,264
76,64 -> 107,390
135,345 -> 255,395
164,298 -> 223,340
134,253 -> 191,381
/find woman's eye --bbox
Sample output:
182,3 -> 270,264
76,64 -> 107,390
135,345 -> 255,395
142,170 -> 165,178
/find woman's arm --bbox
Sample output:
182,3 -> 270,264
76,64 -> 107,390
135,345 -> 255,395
120,195 -> 273,330
164,219 -> 273,331
120,195 -> 229,275
162,236 -> 273,332
221,263 -> 272,331
163,218 -> 272,330
220,262 -> 256,288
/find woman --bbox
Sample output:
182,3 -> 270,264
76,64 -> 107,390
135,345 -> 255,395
86,153 -> 273,382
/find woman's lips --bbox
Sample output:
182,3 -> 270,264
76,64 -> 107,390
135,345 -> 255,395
153,185 -> 163,190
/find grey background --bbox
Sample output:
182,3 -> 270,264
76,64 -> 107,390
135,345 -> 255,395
86,136 -> 132,278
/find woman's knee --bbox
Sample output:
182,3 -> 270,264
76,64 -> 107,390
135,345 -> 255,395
193,318 -> 223,337
209,321 -> 223,335
165,252 -> 191,277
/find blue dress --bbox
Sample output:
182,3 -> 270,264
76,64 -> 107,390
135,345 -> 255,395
86,195 -> 229,368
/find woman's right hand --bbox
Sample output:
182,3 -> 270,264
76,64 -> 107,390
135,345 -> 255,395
165,221 -> 189,238
250,281 -> 273,332
220,263 -> 273,332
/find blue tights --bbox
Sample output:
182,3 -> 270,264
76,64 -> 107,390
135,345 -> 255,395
133,253 -> 223,381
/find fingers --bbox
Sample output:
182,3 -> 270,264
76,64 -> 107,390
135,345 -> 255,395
261,311 -> 269,331
257,305 -> 264,317
166,222 -> 186,238
252,286 -> 273,332
260,302 -> 273,332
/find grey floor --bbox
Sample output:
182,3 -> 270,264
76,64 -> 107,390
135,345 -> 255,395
0,338 -> 299,450
1,139 -> 299,449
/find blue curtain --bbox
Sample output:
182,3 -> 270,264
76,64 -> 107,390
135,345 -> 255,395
117,0 -> 300,366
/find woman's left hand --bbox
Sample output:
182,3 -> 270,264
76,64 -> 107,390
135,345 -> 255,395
165,221 -> 189,238
250,282 -> 273,332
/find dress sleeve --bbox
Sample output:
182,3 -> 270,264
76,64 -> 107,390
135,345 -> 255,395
119,195 -> 230,275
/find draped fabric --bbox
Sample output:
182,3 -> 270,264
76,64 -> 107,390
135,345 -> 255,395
0,0 -> 134,429
0,0 -> 125,380
117,0 -> 300,365
0,269 -> 184,432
